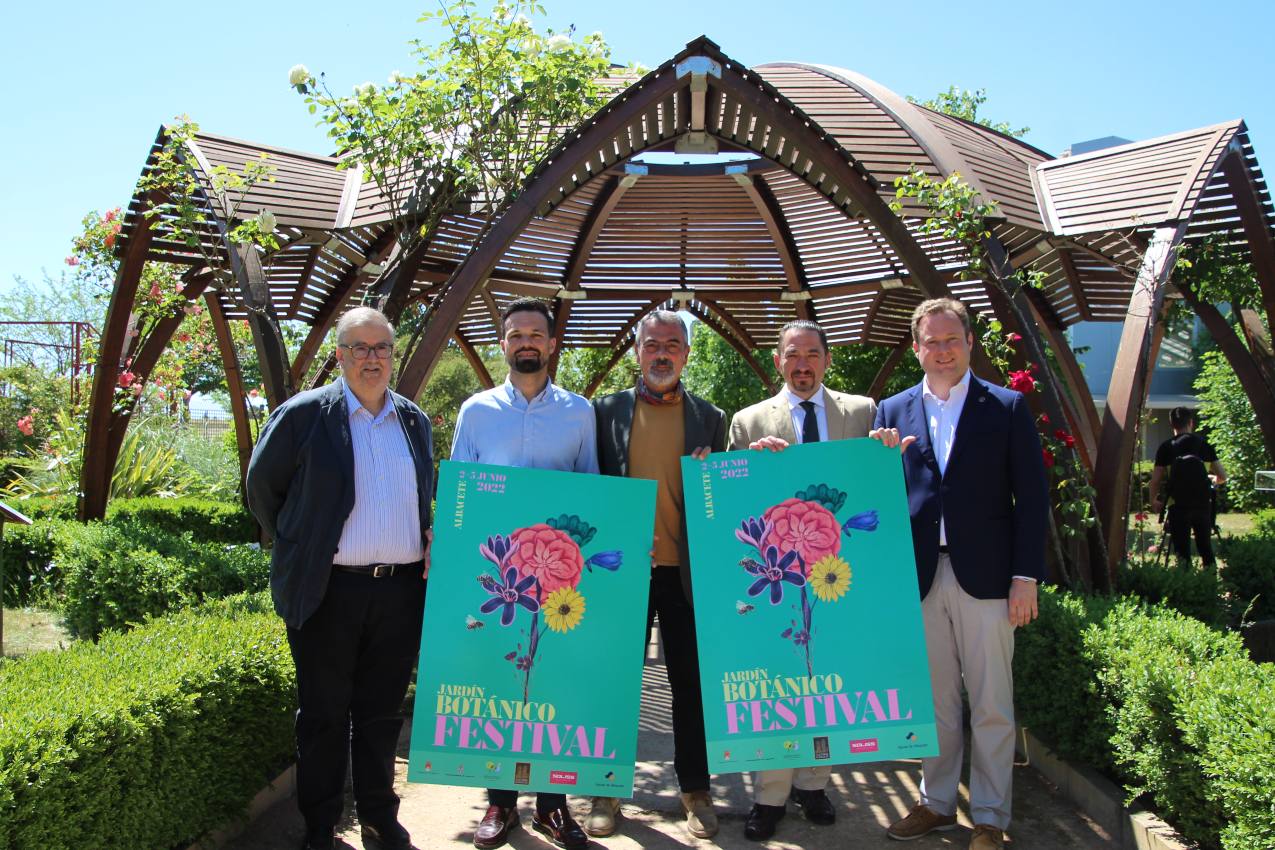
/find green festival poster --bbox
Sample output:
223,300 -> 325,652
682,440 -> 939,774
408,461 -> 656,796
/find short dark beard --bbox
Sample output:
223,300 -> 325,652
510,352 -> 544,374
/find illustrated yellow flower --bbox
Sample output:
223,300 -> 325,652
809,555 -> 851,602
544,587 -> 586,632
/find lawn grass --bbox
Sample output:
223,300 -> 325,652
2,607 -> 70,658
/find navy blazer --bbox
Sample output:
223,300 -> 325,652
593,387 -> 727,605
246,378 -> 434,629
874,374 -> 1048,600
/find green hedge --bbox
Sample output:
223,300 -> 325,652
1116,560 -> 1229,627
0,593 -> 295,850
1017,587 -> 1273,850
59,522 -> 269,640
105,496 -> 256,544
1220,534 -> 1275,622
0,520 -> 68,607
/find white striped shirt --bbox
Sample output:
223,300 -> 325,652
333,383 -> 425,565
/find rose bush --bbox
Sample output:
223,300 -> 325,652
508,523 -> 584,594
761,498 -> 841,572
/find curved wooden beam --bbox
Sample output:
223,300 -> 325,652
867,341 -> 910,400
307,351 -> 339,391
685,302 -> 776,393
1022,289 -> 1100,470
1220,143 -> 1275,321
695,297 -> 760,350
394,45 -> 958,400
583,341 -> 635,399
550,175 -> 635,375
734,174 -> 814,321
80,193 -> 159,520
1094,223 -> 1187,588
205,293 -> 254,495
454,329 -> 494,390
578,295 -> 670,398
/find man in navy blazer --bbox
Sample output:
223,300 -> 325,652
872,298 -> 1047,850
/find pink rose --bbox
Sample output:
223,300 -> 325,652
118,370 -> 136,388
65,255 -> 79,266
16,415 -> 34,437
1008,370 -> 1035,394
508,524 -> 584,594
761,498 -> 841,573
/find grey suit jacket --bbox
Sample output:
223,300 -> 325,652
728,386 -> 877,450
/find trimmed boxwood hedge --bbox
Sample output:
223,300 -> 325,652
104,496 -> 256,544
1016,587 -> 1274,850
0,593 -> 295,850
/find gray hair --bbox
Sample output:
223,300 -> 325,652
335,306 -> 394,344
636,309 -> 689,345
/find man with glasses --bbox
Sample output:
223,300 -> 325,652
452,297 -> 598,850
248,306 -> 435,850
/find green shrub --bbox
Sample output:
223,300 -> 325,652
0,593 -> 294,850
0,520 -> 68,606
106,496 -> 255,543
1180,657 -> 1275,850
1015,587 -> 1120,775
1086,602 -> 1247,845
1220,534 -> 1275,622
1116,560 -> 1229,627
1252,509 -> 1275,537
59,522 -> 270,640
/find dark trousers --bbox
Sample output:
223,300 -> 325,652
1168,505 -> 1216,565
649,566 -> 710,793
487,788 -> 566,813
286,566 -> 426,830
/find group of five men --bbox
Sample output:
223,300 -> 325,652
248,295 -> 1048,850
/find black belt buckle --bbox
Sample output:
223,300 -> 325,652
370,563 -> 393,578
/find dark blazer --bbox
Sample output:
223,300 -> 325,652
593,388 -> 727,604
874,374 -> 1048,600
246,378 -> 434,629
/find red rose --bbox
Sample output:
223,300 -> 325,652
1042,448 -> 1055,468
1008,370 -> 1035,394
1134,512 -> 1149,522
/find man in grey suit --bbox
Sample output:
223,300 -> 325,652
589,310 -> 726,840
726,319 -> 877,841
247,306 -> 433,850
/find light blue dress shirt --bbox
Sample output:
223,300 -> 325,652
450,377 -> 599,473
333,382 -> 425,565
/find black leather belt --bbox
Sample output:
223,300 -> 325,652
333,561 -> 422,578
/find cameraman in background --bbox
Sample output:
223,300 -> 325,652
1150,407 -> 1227,567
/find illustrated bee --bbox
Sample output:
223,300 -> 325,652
465,614 -> 485,630
736,600 -> 755,615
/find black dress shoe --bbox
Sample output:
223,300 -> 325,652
362,819 -> 414,850
531,805 -> 589,849
300,825 -> 335,850
789,787 -> 836,825
474,805 -> 520,849
744,803 -> 785,841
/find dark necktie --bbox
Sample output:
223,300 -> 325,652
800,400 -> 820,444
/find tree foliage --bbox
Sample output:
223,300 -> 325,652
908,85 -> 1029,139
1195,348 -> 1271,512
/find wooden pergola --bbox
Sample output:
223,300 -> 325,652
84,38 -> 1275,586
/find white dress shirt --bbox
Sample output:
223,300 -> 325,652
333,383 -> 425,565
921,370 -> 972,546
784,385 -> 829,443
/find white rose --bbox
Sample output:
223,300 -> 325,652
257,210 -> 277,233
288,64 -> 310,87
512,13 -> 530,27
547,33 -> 571,53
354,81 -> 376,97
388,70 -> 406,85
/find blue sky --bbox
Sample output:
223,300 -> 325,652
3,0 -> 1273,294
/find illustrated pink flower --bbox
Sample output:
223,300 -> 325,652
16,415 -> 34,436
508,524 -> 584,594
761,498 -> 841,574
1008,370 -> 1036,394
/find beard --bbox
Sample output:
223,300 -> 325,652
643,360 -> 678,390
508,349 -> 544,374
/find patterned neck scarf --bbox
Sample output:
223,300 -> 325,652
636,376 -> 684,406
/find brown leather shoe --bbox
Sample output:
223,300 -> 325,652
970,824 -> 1004,850
887,803 -> 958,840
474,805 -> 519,849
531,805 -> 589,849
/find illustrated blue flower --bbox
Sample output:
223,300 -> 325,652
478,566 -> 540,626
479,534 -> 514,568
841,510 -> 880,536
744,545 -> 806,605
735,516 -> 773,552
584,550 -> 623,572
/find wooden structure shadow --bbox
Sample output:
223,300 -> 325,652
88,37 -> 1275,587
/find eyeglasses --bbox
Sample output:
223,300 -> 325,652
339,342 -> 394,360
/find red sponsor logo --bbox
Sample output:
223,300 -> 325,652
849,738 -> 879,754
549,770 -> 578,785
